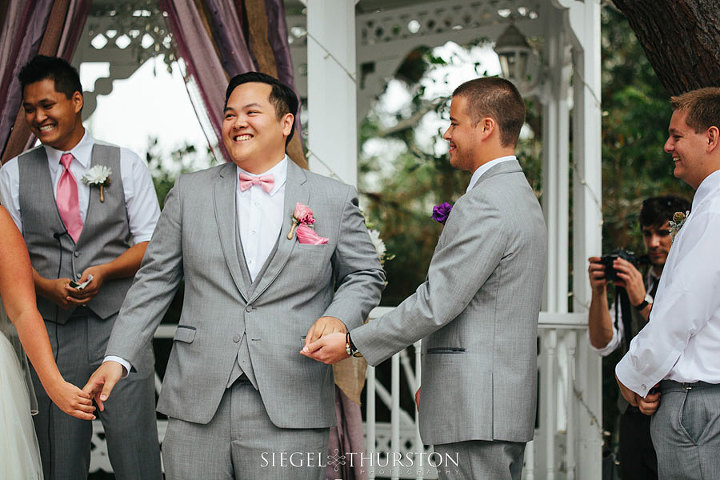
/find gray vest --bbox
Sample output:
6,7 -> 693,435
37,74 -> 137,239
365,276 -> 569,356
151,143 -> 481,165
225,218 -> 260,389
18,145 -> 134,324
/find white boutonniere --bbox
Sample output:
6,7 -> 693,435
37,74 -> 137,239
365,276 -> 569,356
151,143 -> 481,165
668,210 -> 689,240
363,212 -> 394,266
81,165 -> 112,203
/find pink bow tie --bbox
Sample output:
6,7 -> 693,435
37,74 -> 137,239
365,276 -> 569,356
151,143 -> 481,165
238,172 -> 274,193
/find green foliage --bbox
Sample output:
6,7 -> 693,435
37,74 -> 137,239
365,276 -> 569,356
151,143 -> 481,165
600,6 -> 693,253
144,137 -> 216,207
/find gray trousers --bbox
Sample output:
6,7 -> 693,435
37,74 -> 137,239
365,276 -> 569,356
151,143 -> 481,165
162,378 -> 329,480
433,440 -> 526,480
31,311 -> 161,480
651,380 -> 720,480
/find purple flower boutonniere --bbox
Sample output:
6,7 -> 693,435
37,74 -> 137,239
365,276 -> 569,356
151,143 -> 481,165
288,202 -> 328,244
432,202 -> 453,224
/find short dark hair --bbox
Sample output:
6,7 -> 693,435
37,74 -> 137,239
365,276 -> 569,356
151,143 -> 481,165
19,55 -> 83,100
670,87 -> 720,134
224,72 -> 299,145
452,77 -> 526,147
639,195 -> 691,228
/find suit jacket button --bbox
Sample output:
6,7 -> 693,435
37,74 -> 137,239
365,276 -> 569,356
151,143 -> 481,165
245,306 -> 252,313
233,335 -> 241,343
73,251 -> 80,257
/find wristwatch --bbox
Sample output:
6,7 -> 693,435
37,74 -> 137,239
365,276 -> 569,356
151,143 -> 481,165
634,299 -> 650,311
345,332 -> 362,357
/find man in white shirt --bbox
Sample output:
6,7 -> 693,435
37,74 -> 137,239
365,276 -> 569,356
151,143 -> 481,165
616,87 -> 720,479
0,56 -> 161,479
588,195 -> 689,480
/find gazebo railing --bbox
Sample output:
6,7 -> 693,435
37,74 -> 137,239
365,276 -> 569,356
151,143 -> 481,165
89,310 -> 601,480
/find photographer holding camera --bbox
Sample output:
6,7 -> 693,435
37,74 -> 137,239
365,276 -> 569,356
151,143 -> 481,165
587,195 -> 690,480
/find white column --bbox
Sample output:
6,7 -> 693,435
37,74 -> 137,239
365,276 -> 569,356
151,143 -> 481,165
304,0 -> 358,187
541,7 -> 571,314
561,0 -> 603,478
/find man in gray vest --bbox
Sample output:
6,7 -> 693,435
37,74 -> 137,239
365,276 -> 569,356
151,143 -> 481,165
587,195 -> 690,480
0,55 -> 162,479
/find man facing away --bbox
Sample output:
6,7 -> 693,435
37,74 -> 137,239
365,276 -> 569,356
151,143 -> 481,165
616,87 -> 720,479
0,55 -> 162,479
587,195 -> 689,479
303,77 -> 547,480
84,71 -> 385,479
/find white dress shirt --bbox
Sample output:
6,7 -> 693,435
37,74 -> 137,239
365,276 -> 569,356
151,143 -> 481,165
466,155 -> 516,192
0,130 -> 160,243
109,156 -> 289,374
589,269 -> 659,357
236,157 -> 287,281
616,169 -> 720,396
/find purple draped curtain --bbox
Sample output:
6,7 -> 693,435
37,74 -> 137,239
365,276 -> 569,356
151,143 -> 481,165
160,0 -> 306,167
0,0 -> 90,163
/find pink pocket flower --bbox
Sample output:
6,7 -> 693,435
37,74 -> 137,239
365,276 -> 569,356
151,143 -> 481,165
288,202 -> 326,241
294,202 -> 315,225
296,224 -> 329,245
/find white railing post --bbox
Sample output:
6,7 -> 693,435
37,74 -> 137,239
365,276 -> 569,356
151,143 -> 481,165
367,364 -> 377,479
414,340 -> 424,480
391,353 -> 401,480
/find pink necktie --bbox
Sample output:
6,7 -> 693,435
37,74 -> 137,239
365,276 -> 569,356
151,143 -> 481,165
57,153 -> 83,242
238,172 -> 274,193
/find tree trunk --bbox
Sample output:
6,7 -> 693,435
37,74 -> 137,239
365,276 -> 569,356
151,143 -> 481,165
612,0 -> 720,95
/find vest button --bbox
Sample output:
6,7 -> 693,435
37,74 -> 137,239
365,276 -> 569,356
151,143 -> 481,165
233,335 -> 241,343
73,251 -> 80,257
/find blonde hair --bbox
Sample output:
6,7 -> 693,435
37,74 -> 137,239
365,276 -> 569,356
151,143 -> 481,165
670,87 -> 720,133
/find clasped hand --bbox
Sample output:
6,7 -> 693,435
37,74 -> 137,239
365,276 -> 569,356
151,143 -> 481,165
300,316 -> 351,364
616,374 -> 661,416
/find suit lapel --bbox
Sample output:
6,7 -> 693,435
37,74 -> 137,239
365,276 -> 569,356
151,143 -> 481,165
248,161 -> 308,303
213,163 -> 249,302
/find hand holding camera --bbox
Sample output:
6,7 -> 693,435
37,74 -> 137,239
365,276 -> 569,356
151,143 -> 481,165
588,250 -> 647,307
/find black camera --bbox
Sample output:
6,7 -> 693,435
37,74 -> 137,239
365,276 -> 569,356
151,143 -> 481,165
600,249 -> 639,282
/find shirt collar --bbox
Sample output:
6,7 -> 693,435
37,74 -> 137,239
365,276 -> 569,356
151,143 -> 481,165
691,169 -> 720,214
236,156 -> 288,196
466,155 -> 516,192
45,129 -> 92,171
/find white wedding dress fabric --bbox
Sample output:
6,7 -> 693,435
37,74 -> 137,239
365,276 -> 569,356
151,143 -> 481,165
0,298 -> 44,479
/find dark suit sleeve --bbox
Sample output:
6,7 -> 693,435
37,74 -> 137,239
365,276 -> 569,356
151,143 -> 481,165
351,192 -> 508,365
322,186 -> 386,330
105,178 -> 185,368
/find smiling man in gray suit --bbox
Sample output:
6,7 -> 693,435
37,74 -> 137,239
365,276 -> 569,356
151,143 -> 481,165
84,72 -> 385,479
304,77 -> 547,480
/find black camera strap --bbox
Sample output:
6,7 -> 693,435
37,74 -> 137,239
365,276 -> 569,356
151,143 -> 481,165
614,287 -> 634,352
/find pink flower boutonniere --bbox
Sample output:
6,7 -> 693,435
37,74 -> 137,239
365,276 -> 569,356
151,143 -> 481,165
288,202 -> 328,244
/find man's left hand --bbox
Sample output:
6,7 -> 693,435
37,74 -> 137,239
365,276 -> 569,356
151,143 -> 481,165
616,374 -> 661,415
304,316 -> 347,347
66,265 -> 106,304
301,332 -> 349,364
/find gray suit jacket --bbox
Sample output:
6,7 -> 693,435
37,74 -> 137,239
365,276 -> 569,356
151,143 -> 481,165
106,160 -> 385,428
352,159 -> 546,445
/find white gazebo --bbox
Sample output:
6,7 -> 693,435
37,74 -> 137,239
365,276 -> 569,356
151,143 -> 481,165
77,1 -> 604,478
293,2 -> 603,476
